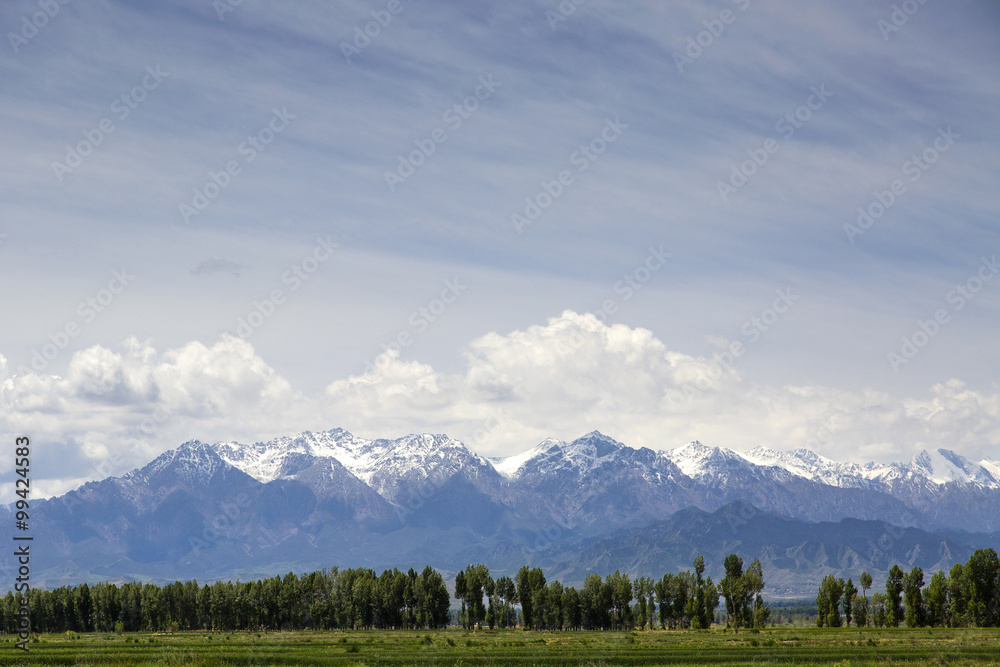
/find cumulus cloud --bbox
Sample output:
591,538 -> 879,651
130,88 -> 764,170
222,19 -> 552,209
326,311 -> 1000,461
0,335 -> 313,499
3,312 -> 999,500
321,311 -> 1000,463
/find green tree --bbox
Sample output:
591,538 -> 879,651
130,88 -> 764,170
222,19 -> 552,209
815,576 -> 828,627
903,566 -> 925,627
581,573 -> 609,630
744,559 -> 767,629
720,554 -> 747,632
674,572 -> 691,628
860,571 -> 873,598
454,570 -> 467,628
607,570 -> 633,630
516,566 -> 546,630
704,576 -> 720,629
634,576 -> 654,630
455,564 -> 489,629
816,575 -> 844,627
870,592 -> 887,628
948,563 -> 968,627
484,575 -> 498,629
925,570 -> 949,627
654,573 -> 675,629
842,578 -> 858,627
546,580 -> 564,630
885,565 -> 905,627
852,594 -> 869,627
689,556 -> 718,629
563,586 -> 582,630
422,566 -> 451,629
859,571 -> 873,627
964,548 -> 1000,627
496,575 -> 517,628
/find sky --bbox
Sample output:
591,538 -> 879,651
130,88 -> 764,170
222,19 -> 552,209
1,0 -> 999,500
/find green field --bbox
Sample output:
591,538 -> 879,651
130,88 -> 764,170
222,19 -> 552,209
0,627 -> 997,666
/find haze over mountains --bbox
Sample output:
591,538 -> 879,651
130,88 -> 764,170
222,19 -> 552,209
9,429 -> 999,596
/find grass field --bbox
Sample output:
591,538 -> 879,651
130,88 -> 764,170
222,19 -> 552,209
0,627 -> 997,666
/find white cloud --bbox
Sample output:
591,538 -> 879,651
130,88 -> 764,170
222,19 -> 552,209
321,311 -> 1000,463
0,335 -> 314,499
3,316 -> 1000,501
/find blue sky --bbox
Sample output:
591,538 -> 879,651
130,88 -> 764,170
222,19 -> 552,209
1,0 -> 999,498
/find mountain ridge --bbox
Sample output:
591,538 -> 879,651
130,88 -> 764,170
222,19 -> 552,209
138,427 -> 1000,497
8,427 -> 999,593
96,428 -> 1000,534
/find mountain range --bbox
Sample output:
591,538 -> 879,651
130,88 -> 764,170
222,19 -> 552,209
7,429 -> 999,596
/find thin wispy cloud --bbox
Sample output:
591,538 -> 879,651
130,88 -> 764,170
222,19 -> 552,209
1,0 -> 998,499
191,259 -> 248,276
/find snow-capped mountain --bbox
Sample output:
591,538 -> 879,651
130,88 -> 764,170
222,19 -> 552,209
10,427 -> 999,592
490,431 -> 687,534
159,428 -> 1000,533
668,442 -> 999,490
212,428 -> 500,504
149,427 -> 999,501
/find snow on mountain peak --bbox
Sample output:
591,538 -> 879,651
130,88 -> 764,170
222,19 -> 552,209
209,428 -> 496,492
566,431 -> 624,456
660,440 -> 740,477
980,458 -> 1000,479
488,432 -> 628,479
907,448 -> 999,486
559,432 -> 626,471
489,437 -> 563,479
740,445 -> 842,481
145,428 -> 1000,499
139,439 -> 229,487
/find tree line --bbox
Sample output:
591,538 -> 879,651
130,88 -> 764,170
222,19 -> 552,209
1,566 -> 450,633
1,553 -> 769,634
454,554 -> 769,632
816,548 -> 1000,628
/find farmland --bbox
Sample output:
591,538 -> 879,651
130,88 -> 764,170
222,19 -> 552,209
0,626 -> 997,666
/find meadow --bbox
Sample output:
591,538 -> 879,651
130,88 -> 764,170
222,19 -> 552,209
0,626 -> 997,666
